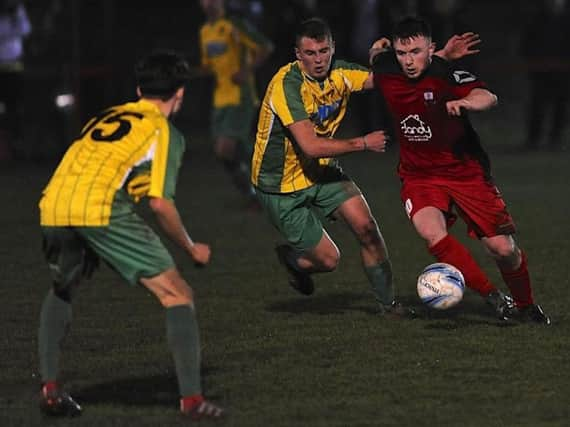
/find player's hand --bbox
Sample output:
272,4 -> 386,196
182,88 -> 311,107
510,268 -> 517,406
368,37 -> 391,65
189,242 -> 211,267
446,99 -> 471,116
371,37 -> 391,50
362,130 -> 389,152
442,32 -> 481,60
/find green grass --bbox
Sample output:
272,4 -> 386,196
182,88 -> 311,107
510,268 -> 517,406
0,134 -> 569,426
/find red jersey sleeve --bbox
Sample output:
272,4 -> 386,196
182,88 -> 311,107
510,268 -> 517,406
448,67 -> 487,99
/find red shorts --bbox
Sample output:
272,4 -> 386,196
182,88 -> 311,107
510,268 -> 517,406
401,177 -> 516,238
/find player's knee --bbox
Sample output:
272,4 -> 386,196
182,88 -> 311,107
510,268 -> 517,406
160,289 -> 194,308
496,245 -> 517,259
486,237 -> 518,261
318,248 -> 340,272
419,229 -> 448,247
355,218 -> 381,245
321,257 -> 339,272
156,279 -> 194,308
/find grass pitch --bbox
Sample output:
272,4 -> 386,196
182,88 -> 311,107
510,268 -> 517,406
0,132 -> 568,426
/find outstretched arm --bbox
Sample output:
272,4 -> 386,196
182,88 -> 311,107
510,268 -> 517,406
436,32 -> 481,61
363,37 -> 392,89
368,37 -> 392,66
148,197 -> 211,266
287,120 -> 389,158
446,88 -> 498,116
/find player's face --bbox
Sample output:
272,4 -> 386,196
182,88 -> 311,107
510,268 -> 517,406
295,36 -> 335,80
393,36 -> 435,79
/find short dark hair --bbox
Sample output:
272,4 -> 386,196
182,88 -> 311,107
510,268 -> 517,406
135,50 -> 191,100
295,17 -> 333,47
392,16 -> 432,42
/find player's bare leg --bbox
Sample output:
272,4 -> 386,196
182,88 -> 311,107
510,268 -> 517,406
275,231 -> 339,295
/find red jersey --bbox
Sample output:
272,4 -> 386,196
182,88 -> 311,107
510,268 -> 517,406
372,53 -> 491,181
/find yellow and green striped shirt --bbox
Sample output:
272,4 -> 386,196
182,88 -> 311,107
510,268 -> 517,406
39,99 -> 185,226
200,15 -> 271,108
251,59 -> 370,193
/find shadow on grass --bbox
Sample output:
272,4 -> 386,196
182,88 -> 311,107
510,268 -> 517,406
74,374 -> 177,407
74,367 -> 221,407
422,298 -> 518,329
265,291 -> 427,316
265,291 -> 382,315
266,291 -> 517,328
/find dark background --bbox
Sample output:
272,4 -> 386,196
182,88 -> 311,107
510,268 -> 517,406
3,0 -> 569,160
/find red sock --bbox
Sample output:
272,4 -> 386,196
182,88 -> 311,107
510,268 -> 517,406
180,394 -> 204,412
41,381 -> 58,395
499,251 -> 534,307
429,234 -> 496,296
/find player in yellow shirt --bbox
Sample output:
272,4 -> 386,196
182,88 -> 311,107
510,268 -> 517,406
252,17 -> 404,314
37,51 -> 224,420
199,0 -> 273,208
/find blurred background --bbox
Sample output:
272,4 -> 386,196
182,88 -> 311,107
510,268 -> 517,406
0,0 -> 568,162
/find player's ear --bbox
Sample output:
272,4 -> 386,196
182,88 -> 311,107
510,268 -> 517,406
429,41 -> 436,55
294,47 -> 301,61
330,40 -> 335,56
136,87 -> 142,98
175,87 -> 185,100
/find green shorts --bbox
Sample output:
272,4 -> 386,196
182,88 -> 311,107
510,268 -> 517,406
41,212 -> 174,287
211,101 -> 257,145
255,177 -> 361,251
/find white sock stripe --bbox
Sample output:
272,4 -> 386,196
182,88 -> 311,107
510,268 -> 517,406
182,400 -> 223,418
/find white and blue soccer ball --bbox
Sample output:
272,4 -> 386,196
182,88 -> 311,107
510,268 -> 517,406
416,263 -> 465,309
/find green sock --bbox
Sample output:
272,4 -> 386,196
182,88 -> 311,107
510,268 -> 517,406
364,260 -> 395,306
166,305 -> 202,396
38,290 -> 72,382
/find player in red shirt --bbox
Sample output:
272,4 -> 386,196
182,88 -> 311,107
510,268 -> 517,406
370,17 -> 550,324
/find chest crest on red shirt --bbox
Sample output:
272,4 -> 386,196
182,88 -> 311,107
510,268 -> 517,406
400,114 -> 432,142
423,91 -> 435,104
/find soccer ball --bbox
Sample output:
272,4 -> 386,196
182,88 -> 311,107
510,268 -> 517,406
416,263 -> 465,309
